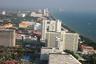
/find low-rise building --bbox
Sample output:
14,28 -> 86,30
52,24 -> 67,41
17,12 -> 27,17
34,23 -> 41,31
80,45 -> 95,54
0,20 -> 3,25
3,23 -> 13,28
30,12 -> 43,17
16,33 -> 26,40
4,60 -> 18,64
19,21 -> 33,28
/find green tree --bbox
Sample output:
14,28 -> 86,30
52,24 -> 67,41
92,54 -> 96,64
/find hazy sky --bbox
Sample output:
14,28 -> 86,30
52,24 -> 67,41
0,0 -> 96,11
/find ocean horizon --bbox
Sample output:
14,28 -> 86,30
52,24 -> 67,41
53,11 -> 96,43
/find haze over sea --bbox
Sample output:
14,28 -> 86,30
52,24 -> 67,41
53,10 -> 96,42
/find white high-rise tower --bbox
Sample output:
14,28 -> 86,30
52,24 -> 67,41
43,8 -> 49,16
41,20 -> 48,42
60,31 -> 79,52
56,20 -> 61,32
48,20 -> 56,32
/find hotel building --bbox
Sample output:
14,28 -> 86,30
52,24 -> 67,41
46,32 -> 61,48
0,29 -> 16,47
60,31 -> 79,52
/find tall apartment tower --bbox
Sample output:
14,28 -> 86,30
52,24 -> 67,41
46,31 -> 79,52
43,8 -> 49,17
0,29 -> 16,47
46,32 -> 61,48
48,20 -> 61,32
60,31 -> 79,52
56,20 -> 61,32
41,20 -> 48,42
48,20 -> 56,32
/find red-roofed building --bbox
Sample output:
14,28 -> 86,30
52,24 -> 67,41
4,60 -> 18,64
80,44 -> 95,54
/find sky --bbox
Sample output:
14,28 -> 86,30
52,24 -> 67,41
0,0 -> 96,11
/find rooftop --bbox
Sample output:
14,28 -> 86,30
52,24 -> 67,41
49,53 -> 81,64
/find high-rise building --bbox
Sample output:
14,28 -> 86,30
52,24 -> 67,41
48,20 -> 61,32
60,31 -> 79,52
57,31 -> 66,52
46,32 -> 61,48
48,20 -> 56,32
0,29 -> 16,47
43,8 -> 49,17
56,20 -> 61,32
46,31 -> 79,52
41,20 -> 48,41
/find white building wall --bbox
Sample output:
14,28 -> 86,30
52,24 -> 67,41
56,20 -> 61,32
30,12 -> 43,17
41,20 -> 47,41
0,30 -> 16,47
48,20 -> 56,32
43,8 -> 49,17
64,33 -> 79,52
34,23 -> 41,30
46,32 -> 61,48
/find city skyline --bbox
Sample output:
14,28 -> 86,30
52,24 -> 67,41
0,8 -> 96,64
0,0 -> 96,12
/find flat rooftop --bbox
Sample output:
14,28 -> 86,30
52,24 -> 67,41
49,53 -> 81,64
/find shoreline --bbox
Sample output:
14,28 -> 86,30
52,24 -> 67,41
53,11 -> 96,43
51,12 -> 96,48
61,23 -> 96,49
0,10 -> 96,49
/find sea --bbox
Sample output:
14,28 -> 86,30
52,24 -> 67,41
53,11 -> 96,42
